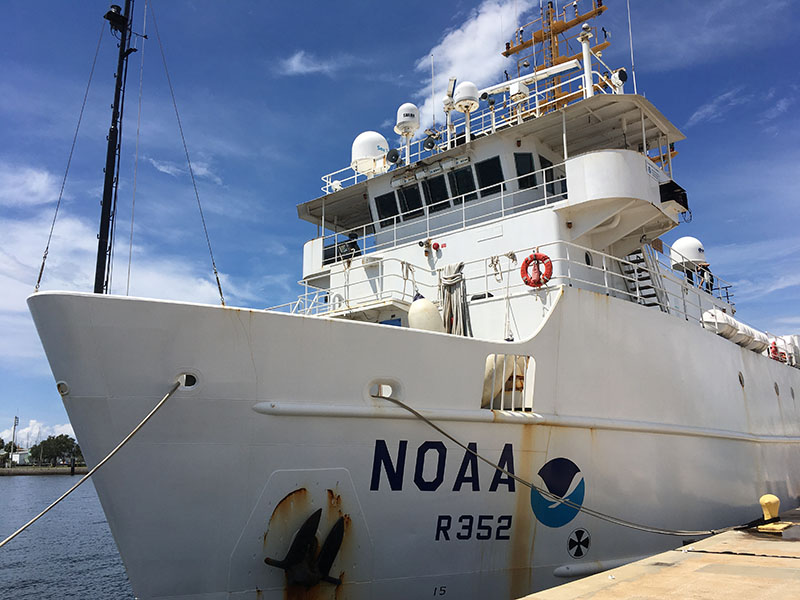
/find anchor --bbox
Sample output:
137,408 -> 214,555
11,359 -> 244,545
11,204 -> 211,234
264,508 -> 345,587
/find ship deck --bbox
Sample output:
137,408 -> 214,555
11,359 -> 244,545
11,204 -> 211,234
522,508 -> 800,599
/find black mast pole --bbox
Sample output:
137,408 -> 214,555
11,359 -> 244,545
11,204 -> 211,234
94,1 -> 133,294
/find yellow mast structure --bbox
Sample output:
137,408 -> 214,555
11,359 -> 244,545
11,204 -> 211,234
503,0 -> 610,111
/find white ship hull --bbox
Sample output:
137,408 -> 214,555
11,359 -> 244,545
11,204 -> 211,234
28,286 -> 800,599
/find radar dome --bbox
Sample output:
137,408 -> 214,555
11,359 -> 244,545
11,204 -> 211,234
351,131 -> 390,176
453,81 -> 479,113
670,236 -> 708,269
394,103 -> 420,136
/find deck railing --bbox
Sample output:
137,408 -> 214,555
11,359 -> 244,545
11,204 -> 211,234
272,239 -> 736,327
321,69 -> 615,194
318,163 -> 568,266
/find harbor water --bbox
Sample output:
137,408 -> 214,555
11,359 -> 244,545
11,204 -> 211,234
0,475 -> 134,599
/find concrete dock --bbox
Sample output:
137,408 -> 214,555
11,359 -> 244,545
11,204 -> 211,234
523,508 -> 800,600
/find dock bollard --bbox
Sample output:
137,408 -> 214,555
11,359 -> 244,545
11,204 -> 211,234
759,494 -> 780,521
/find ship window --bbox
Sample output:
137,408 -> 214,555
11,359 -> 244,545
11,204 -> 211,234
448,166 -> 477,204
375,191 -> 399,227
422,175 -> 451,213
398,184 -> 424,220
539,154 -> 567,199
514,153 -> 537,189
475,156 -> 504,197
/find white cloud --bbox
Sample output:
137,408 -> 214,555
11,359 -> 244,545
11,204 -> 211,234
0,164 -> 61,207
146,156 -> 222,185
683,87 -> 751,129
0,419 -> 74,448
758,97 -> 795,124
191,161 -> 223,185
413,0 -> 535,132
275,51 -> 360,76
0,202 -> 254,374
147,157 -> 185,177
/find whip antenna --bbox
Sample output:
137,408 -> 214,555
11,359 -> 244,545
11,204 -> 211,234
626,0 -> 638,95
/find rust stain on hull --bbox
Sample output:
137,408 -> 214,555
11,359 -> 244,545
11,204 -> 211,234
510,422 -> 538,597
264,487 -> 310,548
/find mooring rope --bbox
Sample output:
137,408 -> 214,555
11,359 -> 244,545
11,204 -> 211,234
34,23 -> 105,293
126,0 -> 148,295
151,4 -> 226,306
0,378 -> 183,550
377,394 -> 739,537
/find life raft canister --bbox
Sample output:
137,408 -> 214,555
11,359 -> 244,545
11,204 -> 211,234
520,252 -> 553,288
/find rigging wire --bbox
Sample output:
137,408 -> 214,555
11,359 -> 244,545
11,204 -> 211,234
126,0 -> 148,295
377,393 -> 741,538
106,3 -> 135,295
34,23 -> 105,292
151,3 -> 226,306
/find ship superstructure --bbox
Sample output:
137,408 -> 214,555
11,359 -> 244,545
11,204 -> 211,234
26,3 -> 800,599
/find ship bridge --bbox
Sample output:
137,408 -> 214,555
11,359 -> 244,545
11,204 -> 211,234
297,93 -> 684,236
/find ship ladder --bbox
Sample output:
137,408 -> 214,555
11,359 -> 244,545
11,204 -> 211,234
622,246 -> 669,313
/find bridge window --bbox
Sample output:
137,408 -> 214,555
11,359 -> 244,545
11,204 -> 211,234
539,155 -> 567,199
375,191 -> 400,227
398,184 -> 424,220
448,166 -> 477,204
475,156 -> 504,197
514,153 -> 537,189
422,175 -> 450,213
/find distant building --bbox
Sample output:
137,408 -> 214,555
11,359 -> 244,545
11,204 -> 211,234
12,450 -> 30,465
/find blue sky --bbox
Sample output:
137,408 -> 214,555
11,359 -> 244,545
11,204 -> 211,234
1,0 -> 798,444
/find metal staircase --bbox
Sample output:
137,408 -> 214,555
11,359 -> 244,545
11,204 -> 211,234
622,245 -> 670,313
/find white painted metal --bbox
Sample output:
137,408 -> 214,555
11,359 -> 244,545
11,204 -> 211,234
26,55 -> 800,600
578,26 -> 594,98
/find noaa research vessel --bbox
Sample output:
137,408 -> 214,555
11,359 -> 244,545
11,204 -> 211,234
28,2 -> 800,599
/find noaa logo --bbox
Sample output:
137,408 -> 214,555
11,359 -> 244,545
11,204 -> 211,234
530,457 -> 585,528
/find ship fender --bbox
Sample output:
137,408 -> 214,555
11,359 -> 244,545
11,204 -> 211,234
520,252 -> 553,288
408,294 -> 445,333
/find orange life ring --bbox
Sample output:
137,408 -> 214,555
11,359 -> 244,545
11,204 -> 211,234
520,252 -> 553,288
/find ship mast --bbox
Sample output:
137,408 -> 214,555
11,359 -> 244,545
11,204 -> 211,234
94,1 -> 135,294
502,0 -> 609,111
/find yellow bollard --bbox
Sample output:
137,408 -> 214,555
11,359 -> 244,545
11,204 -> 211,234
757,494 -> 793,534
759,494 -> 780,521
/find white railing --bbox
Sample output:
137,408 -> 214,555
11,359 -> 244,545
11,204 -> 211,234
321,69 -> 615,194
317,163 -> 567,266
271,238 -> 736,328
483,353 -> 534,412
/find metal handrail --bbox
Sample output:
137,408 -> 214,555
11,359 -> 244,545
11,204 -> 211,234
271,239 -> 735,326
320,69 -> 614,194
319,162 -> 568,264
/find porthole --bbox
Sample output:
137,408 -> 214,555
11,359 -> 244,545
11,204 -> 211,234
774,382 -> 780,396
184,374 -> 198,388
584,252 -> 593,266
738,371 -> 745,388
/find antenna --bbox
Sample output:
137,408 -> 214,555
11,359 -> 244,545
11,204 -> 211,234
446,77 -> 457,99
430,54 -> 435,129
626,0 -> 638,95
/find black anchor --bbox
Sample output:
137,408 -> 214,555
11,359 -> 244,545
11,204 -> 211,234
264,508 -> 345,587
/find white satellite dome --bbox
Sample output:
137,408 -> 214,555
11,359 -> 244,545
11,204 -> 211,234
453,81 -> 479,113
670,236 -> 708,269
351,131 -> 390,175
394,102 -> 420,136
